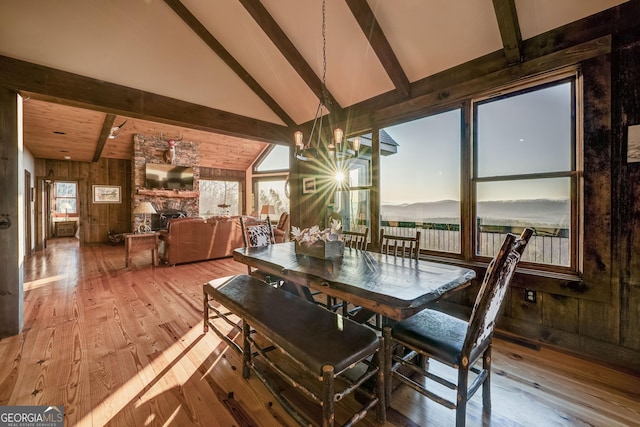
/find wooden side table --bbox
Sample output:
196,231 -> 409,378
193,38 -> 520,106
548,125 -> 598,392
125,232 -> 159,267
55,220 -> 76,237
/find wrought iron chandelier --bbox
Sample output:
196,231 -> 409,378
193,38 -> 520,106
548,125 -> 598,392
294,0 -> 360,161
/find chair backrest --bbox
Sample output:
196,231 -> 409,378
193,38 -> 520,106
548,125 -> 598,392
240,216 -> 275,248
275,212 -> 290,232
343,228 -> 369,250
463,228 -> 534,356
379,229 -> 421,259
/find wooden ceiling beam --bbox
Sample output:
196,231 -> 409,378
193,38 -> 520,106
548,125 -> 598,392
93,114 -> 116,162
163,0 -> 295,128
342,0 -> 640,132
492,0 -> 523,65
0,56 -> 292,145
345,0 -> 411,98
239,0 -> 343,114
372,36 -> 610,128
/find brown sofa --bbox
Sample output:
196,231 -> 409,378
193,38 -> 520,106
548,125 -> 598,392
157,215 -> 247,265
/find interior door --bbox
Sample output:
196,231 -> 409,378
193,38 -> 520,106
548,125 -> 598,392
24,170 -> 32,257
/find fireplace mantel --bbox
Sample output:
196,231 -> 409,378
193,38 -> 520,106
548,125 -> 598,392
137,188 -> 199,198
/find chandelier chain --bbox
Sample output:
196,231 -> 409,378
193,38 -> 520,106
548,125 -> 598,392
296,0 -> 361,159
321,0 -> 328,109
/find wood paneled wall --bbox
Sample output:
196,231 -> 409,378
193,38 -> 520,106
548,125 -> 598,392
615,28 -> 640,352
34,157 -> 131,244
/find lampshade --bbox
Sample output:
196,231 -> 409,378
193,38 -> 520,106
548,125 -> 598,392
60,202 -> 72,211
260,205 -> 276,215
133,202 -> 157,215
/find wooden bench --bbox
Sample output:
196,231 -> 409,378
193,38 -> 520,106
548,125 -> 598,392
203,275 -> 385,426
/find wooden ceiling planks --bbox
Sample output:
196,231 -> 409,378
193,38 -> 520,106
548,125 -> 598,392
22,99 -> 104,162
23,99 -> 269,170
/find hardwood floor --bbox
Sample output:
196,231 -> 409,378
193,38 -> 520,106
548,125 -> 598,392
1,238 -> 639,426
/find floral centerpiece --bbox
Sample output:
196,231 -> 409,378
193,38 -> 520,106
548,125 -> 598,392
291,220 -> 345,259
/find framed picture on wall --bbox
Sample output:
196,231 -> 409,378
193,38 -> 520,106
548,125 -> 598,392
93,185 -> 122,203
302,177 -> 316,194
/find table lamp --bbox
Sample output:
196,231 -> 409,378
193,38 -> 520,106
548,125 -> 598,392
260,204 -> 276,224
60,202 -> 72,220
133,201 -> 157,233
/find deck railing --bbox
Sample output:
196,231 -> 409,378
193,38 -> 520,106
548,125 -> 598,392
378,220 -> 570,267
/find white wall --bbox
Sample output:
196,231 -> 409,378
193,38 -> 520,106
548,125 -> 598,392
22,146 -> 35,252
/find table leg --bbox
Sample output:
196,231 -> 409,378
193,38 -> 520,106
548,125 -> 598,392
125,244 -> 131,268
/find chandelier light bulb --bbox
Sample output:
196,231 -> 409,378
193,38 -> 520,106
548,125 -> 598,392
334,128 -> 344,145
294,130 -> 304,149
352,137 -> 361,152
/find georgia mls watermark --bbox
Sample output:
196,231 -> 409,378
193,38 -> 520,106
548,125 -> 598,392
0,406 -> 64,427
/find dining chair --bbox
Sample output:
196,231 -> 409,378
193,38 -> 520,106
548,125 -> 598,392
321,228 -> 370,313
383,228 -> 534,427
379,229 -> 421,259
343,227 -> 369,250
239,216 -> 279,283
349,229 -> 421,326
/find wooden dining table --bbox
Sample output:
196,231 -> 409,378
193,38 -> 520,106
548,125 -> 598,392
233,242 -> 476,322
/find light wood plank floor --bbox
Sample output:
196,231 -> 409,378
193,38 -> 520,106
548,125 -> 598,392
1,238 -> 639,426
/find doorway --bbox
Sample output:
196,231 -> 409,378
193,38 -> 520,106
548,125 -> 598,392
48,180 -> 79,241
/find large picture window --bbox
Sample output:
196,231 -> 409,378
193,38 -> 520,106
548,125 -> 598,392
253,143 -> 290,218
256,179 -> 290,217
377,70 -> 580,273
199,180 -> 241,216
473,77 -> 577,268
381,109 -> 462,254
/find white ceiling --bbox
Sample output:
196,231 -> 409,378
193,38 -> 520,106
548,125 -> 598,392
0,0 -> 630,163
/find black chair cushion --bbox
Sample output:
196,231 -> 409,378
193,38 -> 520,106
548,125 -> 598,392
391,309 -> 482,367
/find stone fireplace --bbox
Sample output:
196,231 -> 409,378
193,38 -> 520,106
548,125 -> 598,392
132,134 -> 200,232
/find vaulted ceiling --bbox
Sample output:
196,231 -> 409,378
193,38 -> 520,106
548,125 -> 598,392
0,0 -> 631,169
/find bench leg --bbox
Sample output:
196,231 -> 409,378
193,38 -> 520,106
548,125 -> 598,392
242,321 -> 251,379
322,365 -> 335,427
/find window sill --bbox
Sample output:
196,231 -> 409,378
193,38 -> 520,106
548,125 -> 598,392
418,253 -> 603,301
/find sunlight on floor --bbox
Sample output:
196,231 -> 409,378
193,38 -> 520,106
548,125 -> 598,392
24,275 -> 67,291
75,327 -> 224,426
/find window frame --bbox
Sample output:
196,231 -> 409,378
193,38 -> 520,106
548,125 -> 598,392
379,107 -> 464,257
52,180 -> 78,219
252,143 -> 290,174
374,67 -> 583,276
253,176 -> 290,219
198,178 -> 243,217
470,70 -> 582,274
331,139 -> 374,236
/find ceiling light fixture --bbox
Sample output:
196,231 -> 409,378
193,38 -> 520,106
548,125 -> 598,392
294,0 -> 359,162
108,120 -> 127,139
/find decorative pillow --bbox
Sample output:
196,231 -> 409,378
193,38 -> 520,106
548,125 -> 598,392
247,224 -> 272,247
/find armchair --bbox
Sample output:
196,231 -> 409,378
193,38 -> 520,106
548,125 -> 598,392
273,212 -> 290,243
